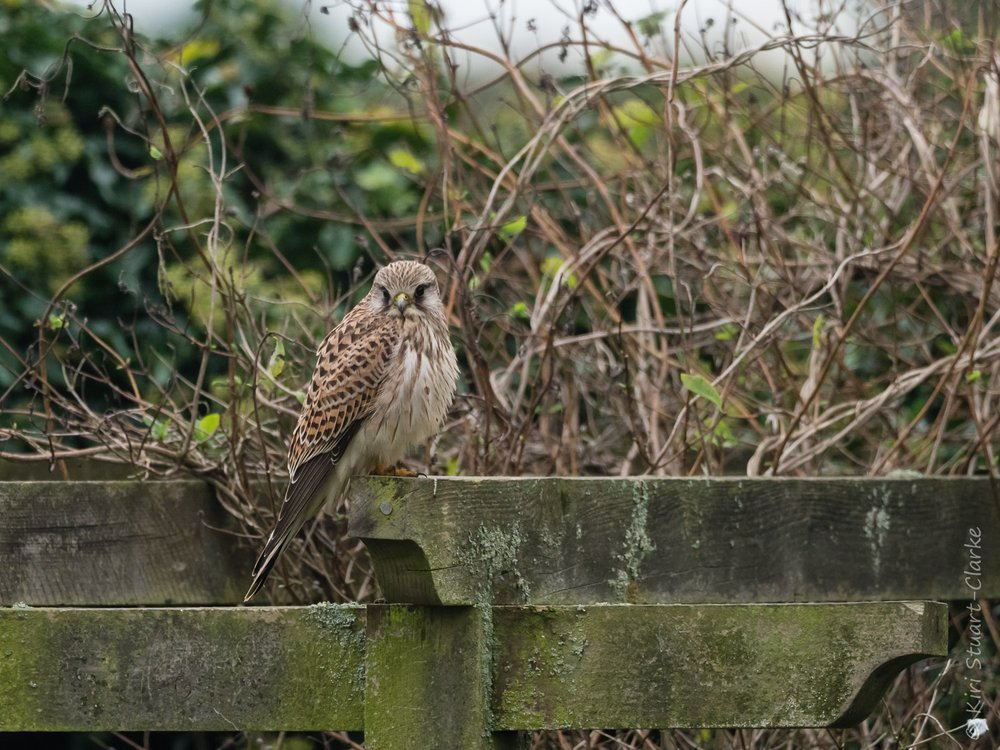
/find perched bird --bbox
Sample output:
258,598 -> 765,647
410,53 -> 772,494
244,260 -> 458,601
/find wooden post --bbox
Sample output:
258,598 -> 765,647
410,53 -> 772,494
365,604 -> 525,749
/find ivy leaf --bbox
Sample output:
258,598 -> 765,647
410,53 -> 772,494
714,323 -> 739,341
143,415 -> 169,442
812,313 -> 825,349
611,100 -> 661,148
408,0 -> 431,34
267,338 -> 285,379
175,38 -> 220,66
499,215 -> 527,240
681,373 -> 723,409
636,10 -> 668,37
356,162 -> 401,191
707,417 -> 736,448
388,147 -> 425,175
540,255 -> 578,288
193,413 -> 220,442
509,301 -> 530,320
151,420 -> 168,442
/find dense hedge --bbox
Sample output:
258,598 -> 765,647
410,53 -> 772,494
0,1 -> 997,746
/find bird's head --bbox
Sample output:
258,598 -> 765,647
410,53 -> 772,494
369,261 -> 444,320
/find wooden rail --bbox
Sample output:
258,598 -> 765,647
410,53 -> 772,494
0,602 -> 947,733
1,475 -> 996,747
1,480 -> 251,606
349,476 -> 999,605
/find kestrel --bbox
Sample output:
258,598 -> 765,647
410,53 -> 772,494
244,261 -> 458,601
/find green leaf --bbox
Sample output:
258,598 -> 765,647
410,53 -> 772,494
48,313 -> 65,330
714,323 -> 739,341
499,215 -> 527,241
935,338 -> 958,355
540,255 -> 578,288
509,301 -> 530,320
356,162 -> 402,191
408,0 -> 431,34
388,147 -> 424,175
636,10 -> 668,37
610,101 -> 660,147
966,369 -> 983,383
143,415 -> 168,442
149,145 -> 164,161
267,338 -> 285,379
174,38 -> 220,65
811,313 -> 825,349
589,50 -> 613,71
623,100 -> 658,121
152,420 -> 168,441
708,418 -> 736,448
681,372 -> 723,409
541,255 -> 563,277
193,413 -> 220,442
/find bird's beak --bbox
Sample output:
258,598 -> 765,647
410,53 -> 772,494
393,292 -> 411,313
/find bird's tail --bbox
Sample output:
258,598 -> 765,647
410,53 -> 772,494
243,458 -> 342,602
243,533 -> 289,602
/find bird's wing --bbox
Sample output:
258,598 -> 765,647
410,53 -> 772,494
245,311 -> 399,601
287,311 -> 397,478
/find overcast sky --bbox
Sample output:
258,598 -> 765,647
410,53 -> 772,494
61,0 -> 870,80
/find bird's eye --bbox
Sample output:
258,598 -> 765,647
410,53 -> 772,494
381,287 -> 390,303
414,284 -> 427,300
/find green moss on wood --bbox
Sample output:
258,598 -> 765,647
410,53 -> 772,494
0,606 -> 366,731
458,523 -> 531,603
348,476 -> 1000,605
0,601 -> 946,733
366,605 -> 509,749
609,480 -> 656,602
491,601 -> 947,729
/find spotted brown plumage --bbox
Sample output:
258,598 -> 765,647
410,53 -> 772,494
244,261 -> 459,601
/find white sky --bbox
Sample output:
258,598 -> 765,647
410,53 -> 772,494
60,0 -> 871,80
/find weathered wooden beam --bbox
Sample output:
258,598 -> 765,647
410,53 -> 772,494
366,605 -> 525,749
348,476 -> 999,605
491,601 -> 947,729
0,480 -> 253,606
0,601 -> 944,732
0,459 -> 140,481
0,604 -> 366,731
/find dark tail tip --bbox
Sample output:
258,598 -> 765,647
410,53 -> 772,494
243,541 -> 282,602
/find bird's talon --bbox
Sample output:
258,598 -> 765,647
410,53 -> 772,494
372,464 -> 420,477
